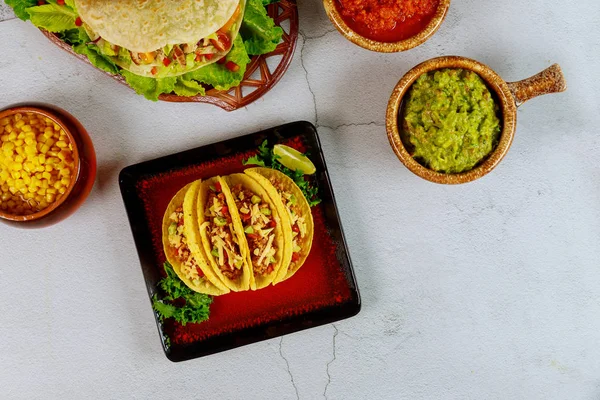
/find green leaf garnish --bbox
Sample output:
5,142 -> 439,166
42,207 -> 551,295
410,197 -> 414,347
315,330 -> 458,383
152,263 -> 213,329
243,140 -> 322,207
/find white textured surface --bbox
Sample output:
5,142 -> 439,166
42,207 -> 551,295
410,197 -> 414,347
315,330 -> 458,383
1,0 -> 599,399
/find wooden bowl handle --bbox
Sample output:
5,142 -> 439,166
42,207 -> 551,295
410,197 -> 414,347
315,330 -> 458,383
507,64 -> 567,107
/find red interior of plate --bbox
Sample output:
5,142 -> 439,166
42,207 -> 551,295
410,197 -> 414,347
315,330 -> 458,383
135,137 -> 352,345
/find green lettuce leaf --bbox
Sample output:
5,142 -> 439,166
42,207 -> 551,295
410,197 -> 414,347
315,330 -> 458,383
241,0 -> 283,55
152,263 -> 213,327
26,3 -> 78,32
5,0 -> 38,21
121,71 -> 178,101
173,79 -> 206,97
73,44 -> 120,74
182,35 -> 250,91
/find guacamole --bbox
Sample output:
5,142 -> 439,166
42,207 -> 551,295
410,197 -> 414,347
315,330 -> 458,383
401,68 -> 502,173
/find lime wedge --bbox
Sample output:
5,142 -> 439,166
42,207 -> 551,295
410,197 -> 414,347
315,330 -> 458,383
273,144 -> 316,175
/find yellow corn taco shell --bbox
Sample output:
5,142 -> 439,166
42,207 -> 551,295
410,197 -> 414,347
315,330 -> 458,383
197,177 -> 251,291
223,173 -> 287,290
162,181 -> 229,296
244,168 -> 314,283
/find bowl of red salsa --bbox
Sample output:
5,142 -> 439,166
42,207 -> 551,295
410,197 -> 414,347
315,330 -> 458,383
323,0 -> 450,52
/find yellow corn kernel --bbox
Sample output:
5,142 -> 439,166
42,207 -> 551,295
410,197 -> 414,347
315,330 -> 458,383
42,171 -> 51,180
38,154 -> 46,164
41,180 -> 49,189
3,141 -> 14,152
46,187 -> 57,195
11,171 -> 20,180
58,187 -> 66,195
24,137 -> 35,146
15,120 -> 25,129
13,139 -> 24,147
14,155 -> 24,163
11,162 -> 22,171
0,118 -> 9,126
24,145 -> 36,155
40,144 -> 50,154
47,151 -> 58,157
37,187 -> 46,196
18,187 -> 27,194
14,114 -> 22,122
1,135 -> 8,142
24,192 -> 34,200
53,181 -> 62,190
45,138 -> 55,148
45,164 -> 53,172
56,140 -> 67,148
35,165 -> 44,173
22,125 -> 32,132
8,186 -> 17,195
29,184 -> 38,192
60,168 -> 71,177
43,130 -> 54,140
6,125 -> 14,134
22,175 -> 31,185
60,177 -> 70,186
15,178 -> 25,188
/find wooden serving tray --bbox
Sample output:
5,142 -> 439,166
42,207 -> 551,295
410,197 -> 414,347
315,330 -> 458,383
42,0 -> 298,111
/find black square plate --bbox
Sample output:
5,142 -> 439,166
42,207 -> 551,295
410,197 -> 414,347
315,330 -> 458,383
119,121 -> 360,361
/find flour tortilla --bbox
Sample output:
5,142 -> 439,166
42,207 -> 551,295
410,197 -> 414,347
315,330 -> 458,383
74,0 -> 240,53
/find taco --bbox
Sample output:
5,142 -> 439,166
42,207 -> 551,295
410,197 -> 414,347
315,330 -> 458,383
74,0 -> 246,78
222,173 -> 286,290
162,181 -> 230,296
198,177 -> 251,292
244,168 -> 314,283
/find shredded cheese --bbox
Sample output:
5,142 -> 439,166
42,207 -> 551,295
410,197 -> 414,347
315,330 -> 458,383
257,234 -> 275,266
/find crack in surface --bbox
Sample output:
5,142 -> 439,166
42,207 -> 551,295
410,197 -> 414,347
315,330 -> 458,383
279,337 -> 300,400
298,31 -> 319,126
320,121 -> 386,131
298,33 -> 384,131
300,28 -> 337,40
323,324 -> 339,399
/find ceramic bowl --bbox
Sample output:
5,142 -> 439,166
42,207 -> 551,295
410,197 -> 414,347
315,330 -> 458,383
322,0 -> 451,52
386,56 -> 567,184
0,105 -> 96,227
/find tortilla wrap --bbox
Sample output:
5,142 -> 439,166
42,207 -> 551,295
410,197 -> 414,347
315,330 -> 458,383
162,181 -> 229,296
244,168 -> 314,283
75,0 -> 245,77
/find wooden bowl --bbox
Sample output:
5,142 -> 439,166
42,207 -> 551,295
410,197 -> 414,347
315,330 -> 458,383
386,56 -> 567,184
0,105 -> 96,227
41,0 -> 298,111
323,0 -> 450,52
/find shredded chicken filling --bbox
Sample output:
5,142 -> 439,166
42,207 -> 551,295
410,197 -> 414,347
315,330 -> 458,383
232,184 -> 277,276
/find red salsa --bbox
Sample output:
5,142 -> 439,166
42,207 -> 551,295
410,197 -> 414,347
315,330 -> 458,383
336,0 -> 440,42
